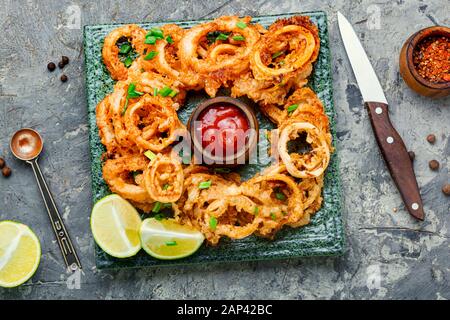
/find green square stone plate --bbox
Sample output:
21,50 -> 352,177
83,11 -> 345,269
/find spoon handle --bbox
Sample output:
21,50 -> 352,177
28,158 -> 82,273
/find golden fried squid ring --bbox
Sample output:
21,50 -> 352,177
124,94 -> 185,152
147,24 -> 204,90
278,122 -> 330,179
250,16 -> 320,81
242,173 -> 303,235
231,63 -> 312,108
109,82 -> 136,148
179,16 -> 261,96
102,154 -> 153,205
102,25 -> 147,80
131,71 -> 187,108
143,153 -> 184,203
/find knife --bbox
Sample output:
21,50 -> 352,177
337,11 -> 424,220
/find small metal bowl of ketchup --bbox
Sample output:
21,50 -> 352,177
187,96 -> 259,166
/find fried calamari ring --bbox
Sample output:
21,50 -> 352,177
179,16 -> 261,96
231,63 -> 312,108
131,71 -> 187,108
250,16 -> 320,81
109,82 -> 136,148
96,94 -> 137,156
143,153 -> 184,203
278,121 -> 330,178
102,25 -> 147,80
102,154 -> 153,204
147,24 -> 204,90
242,173 -> 304,236
124,94 -> 186,152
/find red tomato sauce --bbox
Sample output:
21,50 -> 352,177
195,104 -> 250,156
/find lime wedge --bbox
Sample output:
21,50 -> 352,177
140,218 -> 204,260
91,194 -> 142,258
0,221 -> 41,288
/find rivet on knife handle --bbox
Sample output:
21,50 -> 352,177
365,102 -> 424,220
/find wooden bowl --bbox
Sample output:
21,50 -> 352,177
399,26 -> 450,98
187,96 -> 259,167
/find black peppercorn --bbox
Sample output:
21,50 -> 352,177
429,160 -> 440,171
47,62 -> 56,71
60,74 -> 68,82
426,134 -> 436,144
62,56 -> 69,65
2,166 -> 11,178
58,61 -> 65,69
443,184 -> 450,196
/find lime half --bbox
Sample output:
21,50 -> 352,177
91,194 -> 142,258
140,218 -> 204,260
0,221 -> 41,288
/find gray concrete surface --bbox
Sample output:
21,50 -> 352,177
0,0 -> 449,300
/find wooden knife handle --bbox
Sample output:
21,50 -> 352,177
365,102 -> 424,220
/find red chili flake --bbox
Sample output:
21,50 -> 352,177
413,36 -> 450,83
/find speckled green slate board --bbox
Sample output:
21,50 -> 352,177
83,11 -> 345,269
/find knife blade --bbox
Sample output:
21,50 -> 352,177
337,11 -> 424,220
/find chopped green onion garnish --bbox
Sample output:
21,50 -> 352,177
144,36 -> 157,45
124,57 -> 133,68
214,168 -> 231,174
154,213 -> 164,221
209,217 -> 218,230
236,21 -> 247,29
152,201 -> 162,213
168,90 -> 178,98
287,104 -> 299,114
216,33 -> 229,41
271,212 -> 277,220
232,35 -> 245,41
199,180 -> 212,189
275,192 -> 286,201
131,171 -> 141,180
150,27 -> 164,39
163,184 -> 170,190
162,203 -> 172,209
119,43 -> 132,54
165,241 -> 177,246
166,35 -> 174,44
272,51 -> 284,59
121,98 -> 129,116
182,156 -> 191,165
144,150 -> 157,161
159,86 -> 173,97
144,51 -> 158,60
153,87 -> 159,96
253,206 -> 259,215
282,211 -> 287,216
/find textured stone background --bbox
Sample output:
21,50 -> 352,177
0,0 -> 449,299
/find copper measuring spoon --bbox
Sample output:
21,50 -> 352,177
10,128 -> 82,272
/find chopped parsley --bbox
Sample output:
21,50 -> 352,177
270,212 -> 277,220
253,206 -> 259,215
